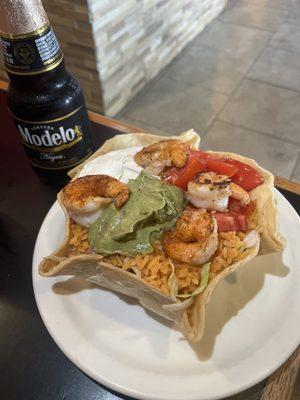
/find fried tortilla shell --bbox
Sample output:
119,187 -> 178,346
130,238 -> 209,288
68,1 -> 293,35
38,130 -> 284,342
206,150 -> 285,254
178,240 -> 260,342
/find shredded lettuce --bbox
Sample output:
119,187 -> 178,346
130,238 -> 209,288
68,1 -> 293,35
176,262 -> 211,299
167,260 -> 179,300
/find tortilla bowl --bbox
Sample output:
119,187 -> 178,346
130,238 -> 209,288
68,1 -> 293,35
38,130 -> 285,342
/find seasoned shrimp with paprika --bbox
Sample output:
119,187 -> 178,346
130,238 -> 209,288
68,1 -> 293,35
230,182 -> 250,205
61,175 -> 129,227
134,139 -> 187,175
187,171 -> 250,210
187,172 -> 232,211
162,208 -> 218,265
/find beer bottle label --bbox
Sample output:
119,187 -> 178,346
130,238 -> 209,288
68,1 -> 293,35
10,106 -> 94,170
1,24 -> 63,75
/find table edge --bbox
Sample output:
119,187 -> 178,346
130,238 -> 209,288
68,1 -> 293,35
1,79 -> 299,195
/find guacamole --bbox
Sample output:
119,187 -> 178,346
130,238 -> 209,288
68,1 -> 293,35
88,171 -> 185,256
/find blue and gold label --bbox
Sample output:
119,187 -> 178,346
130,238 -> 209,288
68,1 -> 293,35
1,24 -> 63,75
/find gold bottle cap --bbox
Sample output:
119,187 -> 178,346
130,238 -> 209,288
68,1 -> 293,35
0,0 -> 49,37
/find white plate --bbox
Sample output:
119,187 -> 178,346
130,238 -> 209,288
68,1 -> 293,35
32,189 -> 300,400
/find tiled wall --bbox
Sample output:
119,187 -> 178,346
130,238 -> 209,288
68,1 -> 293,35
0,0 -> 226,116
91,0 -> 226,116
45,0 -> 104,112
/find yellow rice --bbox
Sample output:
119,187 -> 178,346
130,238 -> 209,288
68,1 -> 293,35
67,221 -> 256,297
210,231 -> 252,279
68,223 -> 90,254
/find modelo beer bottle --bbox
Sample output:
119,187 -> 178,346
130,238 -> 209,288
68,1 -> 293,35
0,0 -> 94,185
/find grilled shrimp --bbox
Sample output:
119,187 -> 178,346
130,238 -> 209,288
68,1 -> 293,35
162,208 -> 218,265
134,139 -> 187,175
187,172 -> 232,211
230,182 -> 250,205
61,175 -> 129,227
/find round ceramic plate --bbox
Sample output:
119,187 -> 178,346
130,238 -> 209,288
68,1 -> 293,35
32,189 -> 300,400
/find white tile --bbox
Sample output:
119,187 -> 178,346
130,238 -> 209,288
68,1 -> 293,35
220,3 -> 288,32
291,156 -> 300,182
202,120 -> 299,178
117,116 -> 169,135
191,20 -> 271,59
121,76 -> 228,134
248,47 -> 300,92
219,79 -> 300,145
270,23 -> 300,54
164,45 -> 252,94
240,0 -> 294,10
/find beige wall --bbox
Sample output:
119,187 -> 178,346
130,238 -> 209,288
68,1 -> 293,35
0,0 -> 226,116
91,0 -> 226,116
43,0 -> 104,112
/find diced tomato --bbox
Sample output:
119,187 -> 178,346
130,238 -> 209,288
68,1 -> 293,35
164,149 -> 263,193
231,213 -> 247,231
206,159 -> 238,177
223,198 -> 256,231
213,211 -> 247,232
190,150 -> 221,161
190,150 -> 211,159
224,159 -> 263,191
163,153 -> 206,190
243,200 -> 256,216
229,197 -> 256,216
213,212 -> 239,232
228,197 -> 243,213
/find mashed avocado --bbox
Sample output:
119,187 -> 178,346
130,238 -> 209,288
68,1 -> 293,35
89,171 -> 185,256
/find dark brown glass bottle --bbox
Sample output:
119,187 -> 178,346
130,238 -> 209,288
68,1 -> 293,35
0,0 -> 94,185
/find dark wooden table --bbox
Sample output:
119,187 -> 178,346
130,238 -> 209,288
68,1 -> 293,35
0,83 -> 299,400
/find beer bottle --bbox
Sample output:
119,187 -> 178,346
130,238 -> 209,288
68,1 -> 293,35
0,0 -> 94,185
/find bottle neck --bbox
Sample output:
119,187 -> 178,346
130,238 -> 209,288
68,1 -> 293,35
7,58 -> 68,88
0,0 -> 48,37
0,0 -> 63,78
1,23 -> 63,78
